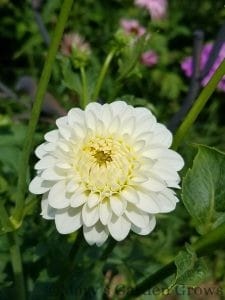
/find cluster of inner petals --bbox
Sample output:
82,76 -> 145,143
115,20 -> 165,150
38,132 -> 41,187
75,135 -> 138,199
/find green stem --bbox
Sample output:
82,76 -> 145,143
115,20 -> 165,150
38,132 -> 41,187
7,232 -> 26,300
172,59 -> 225,150
92,49 -> 115,100
54,229 -> 84,299
80,66 -> 88,108
124,221 -> 225,299
100,238 -> 117,261
11,0 -> 74,226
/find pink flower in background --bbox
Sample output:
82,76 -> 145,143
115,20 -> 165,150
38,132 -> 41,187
60,33 -> 90,56
120,19 -> 146,37
135,0 -> 168,20
181,43 -> 225,92
141,50 -> 158,67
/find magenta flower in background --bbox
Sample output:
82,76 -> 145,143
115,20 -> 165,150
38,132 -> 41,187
120,19 -> 146,37
181,43 -> 225,92
135,0 -> 168,21
141,50 -> 158,67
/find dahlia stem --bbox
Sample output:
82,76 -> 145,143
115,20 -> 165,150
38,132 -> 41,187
80,66 -> 88,108
172,59 -> 225,151
92,49 -> 116,100
124,221 -> 225,299
11,0 -> 74,226
7,232 -> 26,300
54,229 -> 83,298
100,238 -> 117,261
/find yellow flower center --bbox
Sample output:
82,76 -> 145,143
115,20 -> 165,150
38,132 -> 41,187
93,150 -> 112,165
75,135 -> 138,198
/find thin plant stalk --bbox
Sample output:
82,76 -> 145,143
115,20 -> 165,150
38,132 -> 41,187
80,66 -> 88,108
11,0 -> 74,226
54,229 -> 84,299
100,238 -> 117,261
172,59 -> 225,150
92,49 -> 115,100
7,232 -> 26,300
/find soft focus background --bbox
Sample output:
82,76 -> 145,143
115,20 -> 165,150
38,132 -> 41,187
0,0 -> 225,299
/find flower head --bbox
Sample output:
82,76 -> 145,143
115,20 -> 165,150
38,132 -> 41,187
29,101 -> 184,246
60,33 -> 91,68
181,42 -> 225,92
61,33 -> 90,56
135,0 -> 168,20
120,19 -> 146,37
141,50 -> 158,67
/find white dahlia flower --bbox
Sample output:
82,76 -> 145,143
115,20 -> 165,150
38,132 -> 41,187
29,101 -> 184,246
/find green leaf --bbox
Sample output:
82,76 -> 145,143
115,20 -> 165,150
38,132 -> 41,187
0,146 -> 21,171
182,145 -> 225,233
61,58 -> 82,96
174,247 -> 209,286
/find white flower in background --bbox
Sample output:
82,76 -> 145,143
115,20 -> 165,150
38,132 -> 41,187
29,101 -> 184,246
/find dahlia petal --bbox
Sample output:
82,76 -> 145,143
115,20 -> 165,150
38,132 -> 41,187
131,175 -> 149,184
86,102 -> 103,118
166,180 -> 181,189
121,116 -> 135,135
134,117 -> 156,137
44,130 -> 59,143
73,122 -> 87,138
34,156 -> 56,170
82,203 -> 99,227
95,119 -> 104,134
87,193 -> 100,208
83,222 -> 108,246
108,215 -> 131,241
102,104 -> 113,127
120,187 -> 139,204
70,189 -> 87,207
56,162 -> 71,169
68,108 -> 84,125
131,215 -> 156,235
99,200 -> 112,225
42,142 -> 56,152
41,167 -> 66,180
35,143 -> 47,159
151,166 -> 180,182
55,207 -> 82,234
58,126 -> 71,140
41,193 -> 56,219
140,178 -> 165,192
56,116 -> 68,127
29,176 -> 52,194
151,124 -> 173,147
110,101 -> 127,116
134,107 -> 153,119
137,190 -> 161,213
156,189 -> 179,212
125,204 -> 149,228
85,110 -> 97,130
108,116 -> 120,134
48,180 -> 70,209
110,195 -> 126,216
58,141 -> 70,152
133,140 -> 145,152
